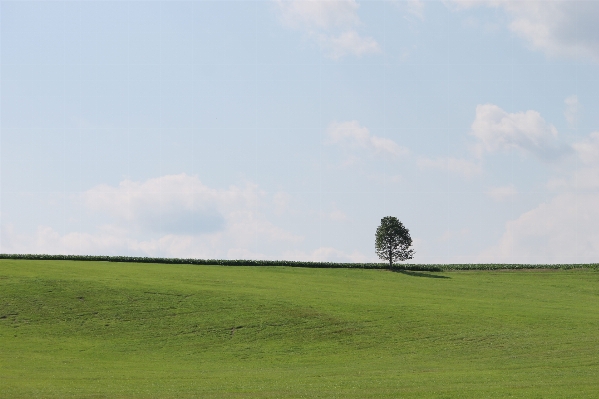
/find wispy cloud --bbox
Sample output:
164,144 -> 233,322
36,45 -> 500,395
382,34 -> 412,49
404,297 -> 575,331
407,0 -> 425,20
564,95 -> 580,128
316,30 -> 380,59
440,228 -> 469,242
273,192 -> 292,216
275,0 -> 380,59
485,185 -> 517,201
326,120 -> 409,158
417,156 -> 482,178
320,203 -> 348,222
572,131 -> 599,166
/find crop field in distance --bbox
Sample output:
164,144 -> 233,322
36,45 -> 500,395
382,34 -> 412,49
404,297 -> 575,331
1,259 -> 598,398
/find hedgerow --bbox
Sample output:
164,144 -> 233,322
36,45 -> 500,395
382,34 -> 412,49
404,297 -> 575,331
0,253 -> 597,271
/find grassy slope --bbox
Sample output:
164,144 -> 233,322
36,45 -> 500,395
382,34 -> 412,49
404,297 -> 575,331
1,260 -> 598,398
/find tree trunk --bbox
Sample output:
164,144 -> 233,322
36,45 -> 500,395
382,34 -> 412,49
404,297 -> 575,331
389,250 -> 393,269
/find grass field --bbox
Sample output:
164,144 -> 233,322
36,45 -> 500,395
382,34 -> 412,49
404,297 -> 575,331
1,259 -> 598,398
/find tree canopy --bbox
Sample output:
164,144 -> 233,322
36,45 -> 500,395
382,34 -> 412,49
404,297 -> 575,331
375,216 -> 414,267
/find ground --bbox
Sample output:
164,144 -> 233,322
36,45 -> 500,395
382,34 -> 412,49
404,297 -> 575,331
1,260 -> 598,398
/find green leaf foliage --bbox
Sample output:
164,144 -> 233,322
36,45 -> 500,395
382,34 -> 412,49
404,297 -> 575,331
375,216 -> 414,266
0,253 -> 597,271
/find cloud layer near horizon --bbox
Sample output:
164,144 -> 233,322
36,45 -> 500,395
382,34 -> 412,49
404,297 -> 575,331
3,175 -> 302,259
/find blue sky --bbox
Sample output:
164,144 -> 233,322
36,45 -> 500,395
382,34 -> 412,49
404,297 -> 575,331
1,0 -> 599,263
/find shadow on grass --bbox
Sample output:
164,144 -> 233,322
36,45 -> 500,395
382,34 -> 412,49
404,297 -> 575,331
393,270 -> 451,279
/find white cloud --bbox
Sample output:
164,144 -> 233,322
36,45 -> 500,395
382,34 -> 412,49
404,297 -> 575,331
316,30 -> 380,58
572,131 -> 599,166
451,1 -> 599,62
275,0 -> 380,59
478,192 -> 599,263
485,184 -> 518,201
550,132 -> 599,191
2,174 -> 303,259
326,120 -> 409,158
390,0 -> 425,21
276,0 -> 361,30
417,156 -> 482,178
84,174 -> 228,235
564,95 -> 580,128
470,103 -> 571,161
480,130 -> 599,263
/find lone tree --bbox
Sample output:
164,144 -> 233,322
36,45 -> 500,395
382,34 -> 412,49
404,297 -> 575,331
375,216 -> 414,268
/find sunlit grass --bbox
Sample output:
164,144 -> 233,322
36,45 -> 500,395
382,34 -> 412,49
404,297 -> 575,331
1,260 -> 598,398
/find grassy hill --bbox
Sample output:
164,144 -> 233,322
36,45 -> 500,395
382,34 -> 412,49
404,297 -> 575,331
1,259 -> 598,398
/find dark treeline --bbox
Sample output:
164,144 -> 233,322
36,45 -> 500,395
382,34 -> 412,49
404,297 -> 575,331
0,253 -> 597,271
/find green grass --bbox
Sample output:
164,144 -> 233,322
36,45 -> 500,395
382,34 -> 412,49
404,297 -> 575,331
1,260 -> 598,398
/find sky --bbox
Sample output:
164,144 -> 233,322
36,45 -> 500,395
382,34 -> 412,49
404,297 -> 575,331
1,0 -> 598,264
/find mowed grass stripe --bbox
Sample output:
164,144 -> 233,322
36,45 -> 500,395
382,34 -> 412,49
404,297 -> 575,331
1,260 -> 598,398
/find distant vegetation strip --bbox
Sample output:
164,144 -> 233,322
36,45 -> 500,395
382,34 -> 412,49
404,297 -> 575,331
0,253 -> 597,271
